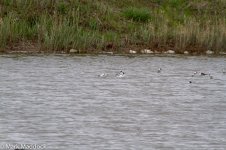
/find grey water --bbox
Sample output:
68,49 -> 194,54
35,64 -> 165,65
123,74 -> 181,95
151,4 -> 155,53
0,55 -> 226,150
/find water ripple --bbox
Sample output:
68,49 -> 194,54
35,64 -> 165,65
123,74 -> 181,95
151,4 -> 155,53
0,55 -> 226,149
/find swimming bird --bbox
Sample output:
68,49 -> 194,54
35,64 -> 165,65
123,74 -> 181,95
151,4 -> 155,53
98,73 -> 107,78
223,69 -> 226,74
116,70 -> 125,78
200,72 -> 208,76
192,71 -> 198,77
200,72 -> 213,79
157,68 -> 162,73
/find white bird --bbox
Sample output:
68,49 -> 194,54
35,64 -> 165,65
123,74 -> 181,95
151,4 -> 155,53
116,71 -> 125,78
157,68 -> 162,73
98,73 -> 107,78
192,71 -> 198,77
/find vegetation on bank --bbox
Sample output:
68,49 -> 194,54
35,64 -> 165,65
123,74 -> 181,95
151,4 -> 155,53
0,0 -> 226,54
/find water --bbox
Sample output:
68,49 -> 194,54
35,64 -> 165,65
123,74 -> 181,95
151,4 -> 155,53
0,55 -> 226,150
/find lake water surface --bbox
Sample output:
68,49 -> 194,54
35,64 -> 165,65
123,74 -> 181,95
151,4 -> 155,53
0,55 -> 226,150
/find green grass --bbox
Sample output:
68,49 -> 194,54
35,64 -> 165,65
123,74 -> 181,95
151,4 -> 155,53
0,0 -> 226,53
123,7 -> 151,22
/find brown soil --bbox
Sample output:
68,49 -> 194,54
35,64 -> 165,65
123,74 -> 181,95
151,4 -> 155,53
3,41 -> 41,54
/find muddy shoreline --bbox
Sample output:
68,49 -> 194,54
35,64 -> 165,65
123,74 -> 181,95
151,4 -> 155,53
1,50 -> 226,57
1,40 -> 226,56
1,46 -> 226,56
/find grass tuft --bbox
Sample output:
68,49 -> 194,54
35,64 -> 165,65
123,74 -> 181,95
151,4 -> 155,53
123,7 -> 151,22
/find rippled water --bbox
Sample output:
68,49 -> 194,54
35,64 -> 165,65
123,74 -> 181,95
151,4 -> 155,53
0,55 -> 226,150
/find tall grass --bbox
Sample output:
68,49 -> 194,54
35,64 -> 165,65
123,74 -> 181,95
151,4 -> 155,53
0,12 -> 38,49
0,0 -> 226,53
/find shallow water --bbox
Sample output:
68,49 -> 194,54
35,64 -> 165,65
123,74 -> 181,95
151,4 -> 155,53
0,55 -> 226,150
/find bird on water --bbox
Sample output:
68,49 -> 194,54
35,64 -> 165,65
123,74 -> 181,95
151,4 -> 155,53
116,70 -> 125,78
98,73 -> 107,78
157,68 -> 162,73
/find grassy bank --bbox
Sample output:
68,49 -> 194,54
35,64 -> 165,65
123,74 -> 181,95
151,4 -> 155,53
0,0 -> 226,54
